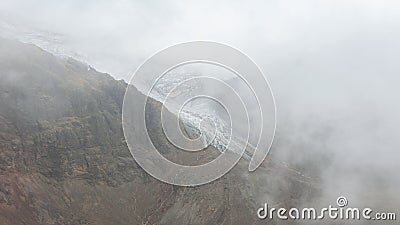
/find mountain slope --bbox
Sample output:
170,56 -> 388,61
0,38 -> 316,225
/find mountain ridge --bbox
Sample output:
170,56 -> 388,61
0,37 -> 316,225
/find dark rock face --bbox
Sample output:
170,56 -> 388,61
0,38 -> 315,225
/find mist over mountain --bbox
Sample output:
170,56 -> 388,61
0,0 -> 399,223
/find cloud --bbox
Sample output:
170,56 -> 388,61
1,0 -> 397,80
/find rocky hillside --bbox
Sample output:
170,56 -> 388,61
0,38 -> 316,225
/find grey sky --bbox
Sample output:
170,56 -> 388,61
0,0 -> 398,80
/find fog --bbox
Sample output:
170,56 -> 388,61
1,0 -> 400,213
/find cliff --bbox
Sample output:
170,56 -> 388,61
0,38 -> 315,225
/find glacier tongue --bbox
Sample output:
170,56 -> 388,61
138,71 -> 253,160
